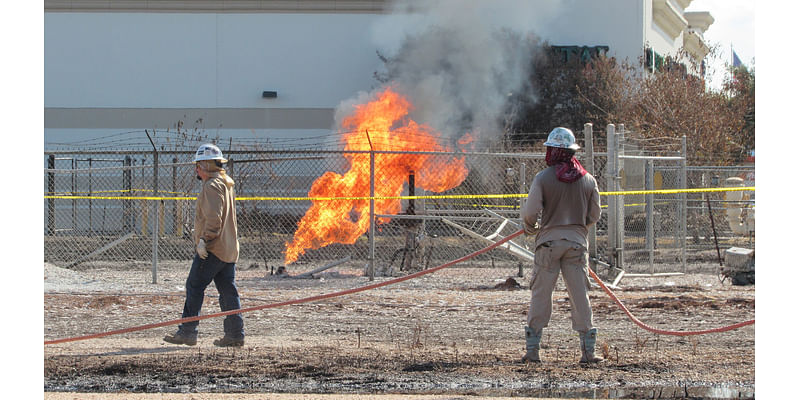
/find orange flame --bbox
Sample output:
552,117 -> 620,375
284,87 -> 472,264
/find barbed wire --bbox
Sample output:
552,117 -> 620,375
45,129 -> 743,165
46,129 -> 547,153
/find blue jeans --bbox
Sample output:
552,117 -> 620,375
177,252 -> 244,339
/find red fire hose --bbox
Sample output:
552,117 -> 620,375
44,229 -> 526,345
586,264 -> 754,335
44,229 -> 753,345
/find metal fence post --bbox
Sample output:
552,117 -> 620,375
617,124 -> 625,272
140,158 -> 147,236
47,154 -> 55,236
152,153 -> 159,283
172,157 -> 178,235
645,159 -> 654,273
71,158 -> 77,232
605,124 -> 616,273
146,130 -> 159,284
88,157 -> 93,234
519,160 -> 527,278
368,148 -> 376,281
519,161 -> 526,219
584,123 -> 596,265
680,135 -> 687,272
124,156 -> 132,232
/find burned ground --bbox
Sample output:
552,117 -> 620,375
44,261 -> 755,399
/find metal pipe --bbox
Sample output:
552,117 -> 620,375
619,155 -> 683,160
375,214 -> 509,222
623,273 -> 685,277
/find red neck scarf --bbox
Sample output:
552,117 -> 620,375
545,147 -> 587,183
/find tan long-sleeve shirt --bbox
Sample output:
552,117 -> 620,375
521,166 -> 601,249
194,175 -> 239,263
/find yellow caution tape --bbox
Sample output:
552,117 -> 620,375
43,186 -> 755,201
598,187 -> 755,196
45,189 -> 191,196
43,195 -> 197,201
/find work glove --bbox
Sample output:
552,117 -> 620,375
523,221 -> 540,236
196,239 -> 208,259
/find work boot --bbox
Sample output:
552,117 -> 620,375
579,328 -> 605,364
522,326 -> 542,363
163,330 -> 197,346
213,336 -> 244,347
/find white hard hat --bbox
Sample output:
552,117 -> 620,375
193,143 -> 227,163
543,127 -> 580,150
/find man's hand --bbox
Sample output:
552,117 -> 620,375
197,239 -> 208,259
524,222 -> 540,236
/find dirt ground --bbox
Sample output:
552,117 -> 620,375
43,259 -> 755,399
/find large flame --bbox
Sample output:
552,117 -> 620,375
284,87 -> 472,264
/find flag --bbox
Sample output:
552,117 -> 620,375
732,49 -> 743,67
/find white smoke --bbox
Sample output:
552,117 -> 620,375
340,0 -> 565,142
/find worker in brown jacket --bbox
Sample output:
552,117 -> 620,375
164,143 -> 244,347
520,127 -> 603,363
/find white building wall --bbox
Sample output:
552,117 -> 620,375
44,0 -> 711,146
535,0 -> 645,65
45,12 -> 384,109
646,0 -> 684,61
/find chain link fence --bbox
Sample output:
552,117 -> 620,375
44,127 -> 754,281
610,132 -> 755,274
614,136 -> 686,272
684,166 -> 755,258
45,149 -> 552,277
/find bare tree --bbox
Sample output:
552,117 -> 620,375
376,41 -> 755,164
509,45 -> 754,165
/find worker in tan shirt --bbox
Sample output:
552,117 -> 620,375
164,143 -> 244,347
520,127 -> 603,363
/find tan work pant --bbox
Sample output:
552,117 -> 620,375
527,239 -> 594,334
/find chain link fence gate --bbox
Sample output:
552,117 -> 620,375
606,125 -> 688,276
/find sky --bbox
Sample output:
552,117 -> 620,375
685,0 -> 755,90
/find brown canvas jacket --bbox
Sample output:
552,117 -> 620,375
194,175 -> 240,263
